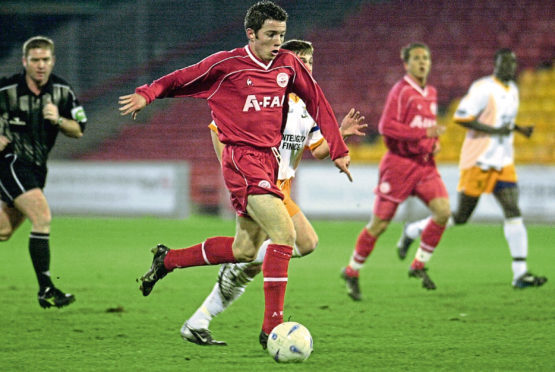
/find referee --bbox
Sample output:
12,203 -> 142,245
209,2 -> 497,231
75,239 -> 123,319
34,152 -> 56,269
0,36 -> 87,308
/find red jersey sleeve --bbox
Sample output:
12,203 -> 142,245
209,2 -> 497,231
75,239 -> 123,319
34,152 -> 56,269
135,51 -> 227,103
288,55 -> 348,160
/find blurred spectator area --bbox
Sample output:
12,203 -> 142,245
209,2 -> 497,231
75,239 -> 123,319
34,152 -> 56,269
1,0 -> 553,211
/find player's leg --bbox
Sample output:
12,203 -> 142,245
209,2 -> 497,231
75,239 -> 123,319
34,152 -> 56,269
452,192 -> 479,224
493,184 -> 547,288
14,189 -> 75,308
139,212 -> 265,296
0,202 -> 25,241
183,198 -> 313,345
181,261 -> 261,346
246,193 -> 296,347
405,171 -> 450,289
399,192 -> 477,257
341,196 -> 396,301
406,196 -> 450,290
398,169 -> 482,259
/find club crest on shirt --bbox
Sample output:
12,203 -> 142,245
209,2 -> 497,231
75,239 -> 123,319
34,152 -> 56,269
276,72 -> 289,88
379,182 -> 391,194
258,180 -> 271,189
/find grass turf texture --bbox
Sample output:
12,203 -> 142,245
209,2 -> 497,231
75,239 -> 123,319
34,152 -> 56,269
0,215 -> 553,371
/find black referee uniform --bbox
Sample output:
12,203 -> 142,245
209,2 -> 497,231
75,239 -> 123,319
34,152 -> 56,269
0,72 -> 87,203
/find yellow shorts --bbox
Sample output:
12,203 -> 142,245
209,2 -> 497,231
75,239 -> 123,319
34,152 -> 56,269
277,178 -> 301,217
457,164 -> 517,197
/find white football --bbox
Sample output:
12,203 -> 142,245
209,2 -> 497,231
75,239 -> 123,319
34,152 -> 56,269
267,322 -> 313,363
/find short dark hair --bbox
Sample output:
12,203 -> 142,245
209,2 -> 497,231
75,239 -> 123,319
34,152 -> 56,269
23,36 -> 54,57
494,48 -> 514,61
280,39 -> 313,55
400,42 -> 430,62
244,1 -> 288,33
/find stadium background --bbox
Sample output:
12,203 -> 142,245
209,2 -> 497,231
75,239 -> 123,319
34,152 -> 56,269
1,0 -> 553,215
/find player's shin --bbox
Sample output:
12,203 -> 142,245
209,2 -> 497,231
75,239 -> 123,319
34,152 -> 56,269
410,219 -> 445,269
261,244 -> 292,334
346,229 -> 376,275
29,232 -> 54,289
504,217 -> 528,280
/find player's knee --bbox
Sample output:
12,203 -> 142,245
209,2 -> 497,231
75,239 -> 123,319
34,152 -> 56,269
271,228 -> 296,247
296,234 -> 318,256
0,223 -> 14,241
367,218 -> 388,237
231,241 -> 258,262
434,207 -> 451,226
0,230 -> 12,241
503,205 -> 521,219
452,212 -> 469,225
244,263 -> 262,277
234,247 -> 257,262
30,213 -> 51,232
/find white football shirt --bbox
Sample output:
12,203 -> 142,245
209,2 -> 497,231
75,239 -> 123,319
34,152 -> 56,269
454,76 -> 519,170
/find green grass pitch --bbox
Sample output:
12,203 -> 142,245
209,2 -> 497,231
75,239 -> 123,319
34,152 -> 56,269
0,216 -> 553,371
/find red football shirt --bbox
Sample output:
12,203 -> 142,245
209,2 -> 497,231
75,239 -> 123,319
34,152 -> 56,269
136,45 -> 348,160
378,75 -> 438,157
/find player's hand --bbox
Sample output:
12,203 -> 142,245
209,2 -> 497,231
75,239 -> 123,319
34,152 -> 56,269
340,108 -> 368,138
0,135 -> 10,151
42,102 -> 60,124
119,93 -> 147,120
426,125 -> 446,138
334,155 -> 352,182
515,124 -> 534,138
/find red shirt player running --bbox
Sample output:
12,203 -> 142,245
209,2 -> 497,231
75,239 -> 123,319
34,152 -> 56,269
341,42 -> 450,299
118,1 -> 350,348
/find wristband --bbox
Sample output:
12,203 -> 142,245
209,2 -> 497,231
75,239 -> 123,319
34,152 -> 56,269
56,117 -> 63,126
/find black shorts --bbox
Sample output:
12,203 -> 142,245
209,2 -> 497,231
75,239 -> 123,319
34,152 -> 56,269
0,153 -> 46,205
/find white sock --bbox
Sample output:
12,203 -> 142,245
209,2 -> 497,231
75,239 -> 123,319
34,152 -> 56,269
414,247 -> 433,263
406,217 -> 431,239
348,257 -> 364,271
504,217 -> 528,281
186,283 -> 225,330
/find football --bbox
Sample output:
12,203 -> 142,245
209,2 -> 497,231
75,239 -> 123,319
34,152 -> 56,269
267,322 -> 313,363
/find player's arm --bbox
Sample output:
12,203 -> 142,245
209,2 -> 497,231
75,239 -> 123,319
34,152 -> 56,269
209,122 -> 224,163
311,108 -> 367,160
290,59 -> 352,180
454,117 -> 511,135
119,52 -> 224,119
42,102 -> 83,138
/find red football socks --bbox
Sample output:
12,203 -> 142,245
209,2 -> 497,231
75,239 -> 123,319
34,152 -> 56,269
420,219 -> 446,253
353,229 -> 377,265
164,236 -> 236,270
261,244 -> 293,334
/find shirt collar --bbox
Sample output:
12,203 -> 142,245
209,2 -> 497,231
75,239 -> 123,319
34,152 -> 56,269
403,74 -> 428,96
244,45 -> 274,70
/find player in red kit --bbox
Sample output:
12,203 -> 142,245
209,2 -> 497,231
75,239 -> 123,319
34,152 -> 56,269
341,43 -> 450,300
118,1 -> 350,348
